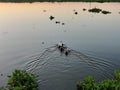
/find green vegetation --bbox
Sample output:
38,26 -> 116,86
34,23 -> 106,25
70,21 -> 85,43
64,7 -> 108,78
1,69 -> 37,90
102,10 -> 111,14
0,0 -> 120,2
88,7 -> 102,13
77,70 -> 120,90
88,7 -> 111,14
0,87 -> 4,90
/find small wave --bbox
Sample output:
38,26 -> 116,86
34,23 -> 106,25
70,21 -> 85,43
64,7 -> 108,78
21,45 -> 116,89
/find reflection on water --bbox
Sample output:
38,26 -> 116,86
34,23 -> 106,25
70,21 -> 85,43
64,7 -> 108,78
0,2 -> 120,90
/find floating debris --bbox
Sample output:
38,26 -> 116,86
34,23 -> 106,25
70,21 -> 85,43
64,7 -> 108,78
1,73 -> 3,76
102,10 -> 111,14
55,21 -> 60,24
73,9 -> 78,15
75,12 -> 78,15
62,23 -> 65,25
49,16 -> 55,20
119,12 -> 120,14
43,10 -> 46,12
88,8 -> 102,13
73,9 -> 76,12
42,42 -> 44,44
83,8 -> 87,11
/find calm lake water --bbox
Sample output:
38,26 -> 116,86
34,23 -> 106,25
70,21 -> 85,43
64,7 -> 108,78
0,2 -> 120,90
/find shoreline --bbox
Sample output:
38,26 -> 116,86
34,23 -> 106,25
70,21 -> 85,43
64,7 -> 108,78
0,0 -> 120,3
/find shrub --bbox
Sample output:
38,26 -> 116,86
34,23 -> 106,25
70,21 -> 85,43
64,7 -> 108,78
77,70 -> 120,90
7,69 -> 37,90
114,70 -> 120,80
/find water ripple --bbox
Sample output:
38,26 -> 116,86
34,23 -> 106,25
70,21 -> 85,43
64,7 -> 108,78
21,45 -> 116,90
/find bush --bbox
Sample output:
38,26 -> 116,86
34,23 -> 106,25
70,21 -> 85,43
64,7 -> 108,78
7,69 -> 37,90
77,70 -> 120,90
114,70 -> 120,80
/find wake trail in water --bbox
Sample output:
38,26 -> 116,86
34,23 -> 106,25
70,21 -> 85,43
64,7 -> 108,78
71,49 -> 116,78
23,46 -> 57,72
21,45 -> 116,81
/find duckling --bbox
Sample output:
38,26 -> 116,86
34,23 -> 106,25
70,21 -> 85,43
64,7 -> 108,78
60,47 -> 64,52
57,42 -> 64,48
64,48 -> 70,56
65,51 -> 68,56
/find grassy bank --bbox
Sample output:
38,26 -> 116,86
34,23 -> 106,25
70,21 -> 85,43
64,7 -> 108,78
77,70 -> 120,90
0,0 -> 120,2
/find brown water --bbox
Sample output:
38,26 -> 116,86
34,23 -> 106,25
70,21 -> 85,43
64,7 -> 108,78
0,2 -> 120,90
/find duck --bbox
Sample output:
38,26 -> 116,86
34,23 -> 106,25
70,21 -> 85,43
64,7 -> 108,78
64,47 -> 70,56
57,42 -> 64,48
57,42 -> 70,55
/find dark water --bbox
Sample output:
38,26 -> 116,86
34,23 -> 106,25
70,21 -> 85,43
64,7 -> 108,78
0,2 -> 120,90
22,45 -> 117,90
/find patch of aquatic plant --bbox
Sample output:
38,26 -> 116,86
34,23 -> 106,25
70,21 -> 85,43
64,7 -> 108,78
77,70 -> 120,90
7,69 -> 37,90
49,15 -> 55,20
83,8 -> 87,11
88,8 -> 102,13
88,7 -> 111,14
75,12 -> 78,15
102,10 -> 111,14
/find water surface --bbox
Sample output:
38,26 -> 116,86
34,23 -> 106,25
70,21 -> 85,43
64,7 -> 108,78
0,2 -> 120,90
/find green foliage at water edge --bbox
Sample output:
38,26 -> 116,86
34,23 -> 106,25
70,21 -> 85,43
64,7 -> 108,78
0,0 -> 120,2
7,69 -> 37,90
77,70 -> 120,90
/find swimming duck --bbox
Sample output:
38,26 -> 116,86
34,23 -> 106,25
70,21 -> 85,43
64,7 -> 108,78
64,47 -> 70,56
57,42 -> 63,48
57,42 -> 70,55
